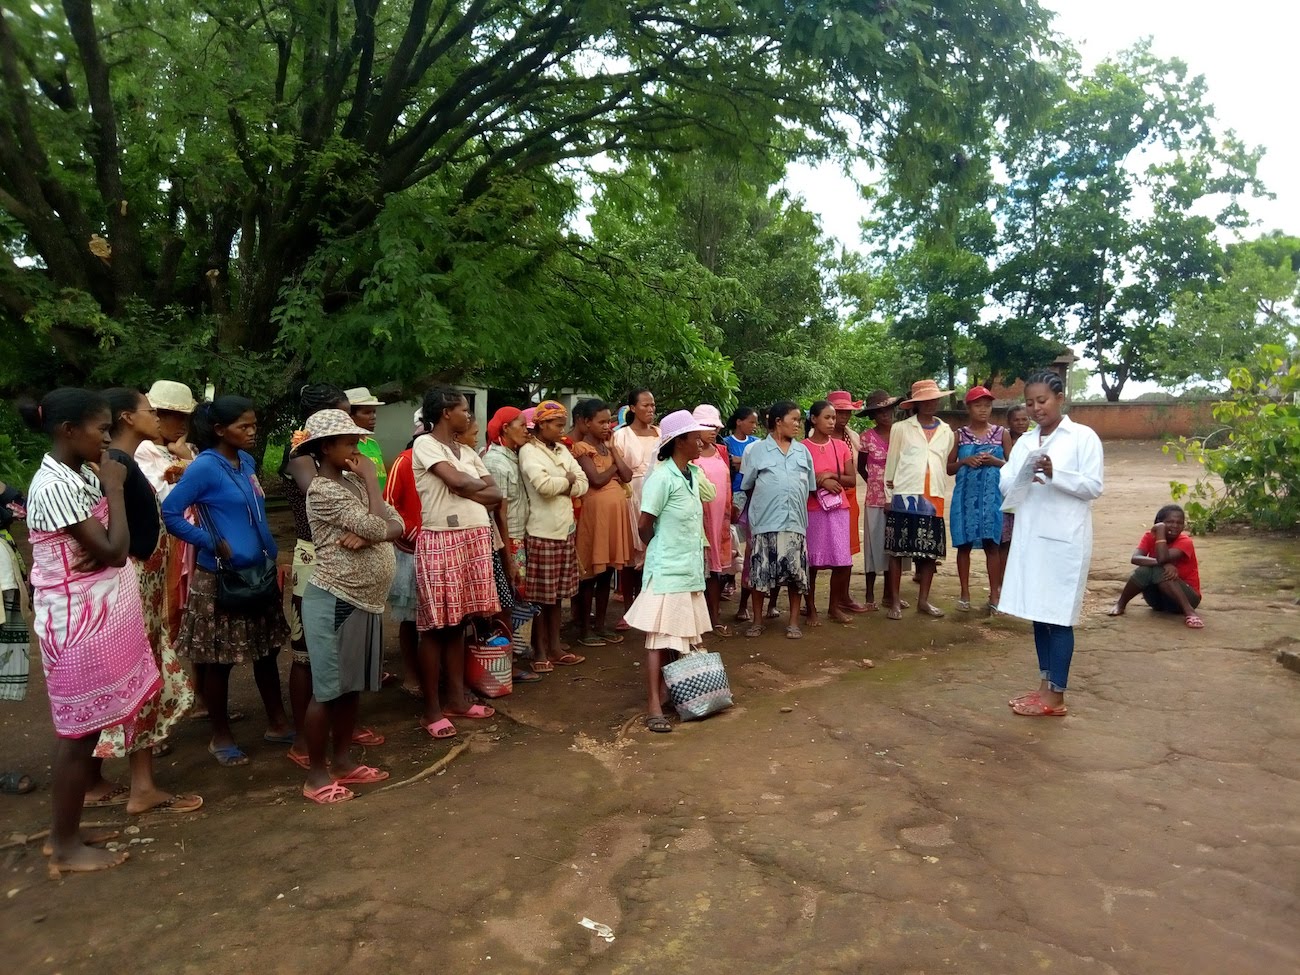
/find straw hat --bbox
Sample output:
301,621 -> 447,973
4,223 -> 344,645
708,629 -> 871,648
900,380 -> 954,408
146,380 -> 198,414
826,390 -> 864,411
856,389 -> 903,416
657,409 -> 714,450
691,404 -> 724,428
292,409 -> 374,455
344,386 -> 384,407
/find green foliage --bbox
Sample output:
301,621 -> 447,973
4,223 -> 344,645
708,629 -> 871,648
1166,339 -> 1300,531
0,0 -> 1055,417
995,43 -> 1268,399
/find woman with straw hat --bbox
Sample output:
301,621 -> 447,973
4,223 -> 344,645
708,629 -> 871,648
883,380 -> 956,619
623,410 -> 716,732
292,409 -> 404,802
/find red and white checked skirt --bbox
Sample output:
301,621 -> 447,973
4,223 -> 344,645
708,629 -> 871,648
415,526 -> 498,631
524,532 -> 580,604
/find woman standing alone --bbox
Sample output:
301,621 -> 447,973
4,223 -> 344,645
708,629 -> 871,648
1000,371 -> 1104,717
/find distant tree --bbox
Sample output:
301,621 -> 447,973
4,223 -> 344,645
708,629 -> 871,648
994,43 -> 1268,401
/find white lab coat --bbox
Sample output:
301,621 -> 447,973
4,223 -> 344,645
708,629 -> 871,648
998,416 -> 1104,626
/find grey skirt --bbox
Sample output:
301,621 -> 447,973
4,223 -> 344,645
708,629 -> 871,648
302,584 -> 382,702
748,531 -> 810,595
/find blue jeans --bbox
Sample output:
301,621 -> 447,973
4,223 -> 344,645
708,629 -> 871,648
1033,622 -> 1074,692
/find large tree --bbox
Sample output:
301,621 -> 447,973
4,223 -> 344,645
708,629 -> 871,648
994,43 -> 1267,400
0,0 -> 1052,407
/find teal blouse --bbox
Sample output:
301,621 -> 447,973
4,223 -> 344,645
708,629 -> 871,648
640,459 -> 706,594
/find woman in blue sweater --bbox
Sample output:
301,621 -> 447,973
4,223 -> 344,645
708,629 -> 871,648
162,396 -> 292,766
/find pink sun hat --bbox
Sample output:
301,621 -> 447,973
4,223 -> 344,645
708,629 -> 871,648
657,409 -> 714,450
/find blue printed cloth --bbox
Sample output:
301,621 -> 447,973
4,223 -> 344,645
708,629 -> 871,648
949,425 -> 1005,549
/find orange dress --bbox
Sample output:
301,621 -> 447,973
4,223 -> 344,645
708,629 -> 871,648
572,442 -> 635,578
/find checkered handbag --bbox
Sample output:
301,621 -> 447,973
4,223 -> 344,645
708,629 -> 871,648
662,650 -> 733,721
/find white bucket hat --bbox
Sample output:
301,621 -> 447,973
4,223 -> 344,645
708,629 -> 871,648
657,409 -> 714,450
146,380 -> 198,414
344,386 -> 384,407
292,409 -> 374,455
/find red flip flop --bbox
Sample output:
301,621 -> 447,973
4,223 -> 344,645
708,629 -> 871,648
1184,614 -> 1205,629
351,728 -> 386,746
1008,690 -> 1041,708
553,652 -> 586,666
1012,698 -> 1067,717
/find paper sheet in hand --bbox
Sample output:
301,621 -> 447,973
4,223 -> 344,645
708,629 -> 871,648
1001,448 -> 1048,513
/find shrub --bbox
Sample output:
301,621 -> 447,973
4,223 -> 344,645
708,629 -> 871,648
1165,342 -> 1300,532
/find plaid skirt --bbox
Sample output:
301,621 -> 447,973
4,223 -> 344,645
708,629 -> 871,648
415,526 -> 498,631
524,532 -> 580,604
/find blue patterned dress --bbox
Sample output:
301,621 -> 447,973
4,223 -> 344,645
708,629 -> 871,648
949,425 -> 1005,549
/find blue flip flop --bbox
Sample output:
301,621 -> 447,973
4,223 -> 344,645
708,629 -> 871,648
208,744 -> 250,766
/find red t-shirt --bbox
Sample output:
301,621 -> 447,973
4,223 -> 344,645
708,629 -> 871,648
1137,531 -> 1200,595
383,449 -> 421,552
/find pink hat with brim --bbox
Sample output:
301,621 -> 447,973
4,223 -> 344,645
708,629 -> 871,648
692,404 -> 723,428
900,379 -> 954,408
826,390 -> 864,411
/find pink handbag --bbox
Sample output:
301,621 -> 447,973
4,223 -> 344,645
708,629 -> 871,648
816,488 -> 845,512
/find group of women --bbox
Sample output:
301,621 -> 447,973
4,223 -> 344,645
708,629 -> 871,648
9,367 -> 1103,871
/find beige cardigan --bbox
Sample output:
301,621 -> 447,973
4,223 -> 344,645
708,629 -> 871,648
883,415 -> 955,503
519,441 -> 589,540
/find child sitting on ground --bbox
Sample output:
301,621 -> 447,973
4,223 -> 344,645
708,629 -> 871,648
1108,504 -> 1203,629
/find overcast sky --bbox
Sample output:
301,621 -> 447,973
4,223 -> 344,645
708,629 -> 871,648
787,0 -> 1299,250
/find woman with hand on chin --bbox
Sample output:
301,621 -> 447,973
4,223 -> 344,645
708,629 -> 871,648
293,410 -> 404,803
1000,371 -> 1104,718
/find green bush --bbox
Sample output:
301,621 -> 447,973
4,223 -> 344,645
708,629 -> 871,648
1166,342 -> 1300,532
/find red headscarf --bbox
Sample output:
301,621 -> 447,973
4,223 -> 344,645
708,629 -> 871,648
487,406 -> 523,446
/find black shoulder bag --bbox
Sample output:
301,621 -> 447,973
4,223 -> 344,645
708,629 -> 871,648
197,465 -> 280,614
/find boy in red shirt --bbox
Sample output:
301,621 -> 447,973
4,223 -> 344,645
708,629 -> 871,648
1108,504 -> 1204,628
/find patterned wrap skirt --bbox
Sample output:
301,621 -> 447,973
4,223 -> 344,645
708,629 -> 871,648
492,548 -> 517,614
287,539 -> 316,662
524,532 -> 580,604
0,587 -> 30,702
749,531 -> 810,594
884,510 -> 947,561
302,584 -> 383,702
97,540 -> 195,757
174,566 -> 289,665
415,526 -> 498,631
806,506 -> 852,568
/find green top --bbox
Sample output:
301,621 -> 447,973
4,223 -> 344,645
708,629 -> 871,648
640,459 -> 706,595
358,437 -> 386,492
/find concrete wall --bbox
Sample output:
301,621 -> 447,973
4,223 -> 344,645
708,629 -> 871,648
936,400 -> 1220,440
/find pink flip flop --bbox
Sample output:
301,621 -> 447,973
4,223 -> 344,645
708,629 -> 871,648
422,718 -> 458,739
1184,614 -> 1204,629
444,703 -> 495,719
351,728 -> 386,746
332,764 -> 390,786
303,782 -> 354,804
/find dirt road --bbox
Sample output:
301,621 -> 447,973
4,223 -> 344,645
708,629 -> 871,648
1,442 -> 1297,974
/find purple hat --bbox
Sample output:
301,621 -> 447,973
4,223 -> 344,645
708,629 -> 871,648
657,409 -> 714,450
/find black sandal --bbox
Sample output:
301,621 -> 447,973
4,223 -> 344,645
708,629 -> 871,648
645,715 -> 672,734
0,771 -> 35,795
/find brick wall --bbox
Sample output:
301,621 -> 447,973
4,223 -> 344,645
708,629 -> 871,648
935,400 -> 1220,440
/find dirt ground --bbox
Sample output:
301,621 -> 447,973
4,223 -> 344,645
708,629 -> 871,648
1,441 -> 1297,975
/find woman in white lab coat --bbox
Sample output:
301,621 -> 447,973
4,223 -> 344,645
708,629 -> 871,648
998,371 -> 1104,717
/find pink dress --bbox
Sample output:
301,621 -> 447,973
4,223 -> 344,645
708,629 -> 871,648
29,496 -> 160,742
696,445 -> 733,573
802,437 -> 853,568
